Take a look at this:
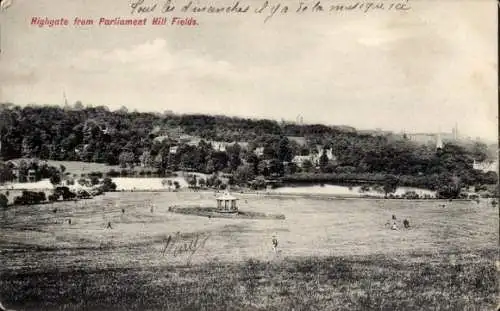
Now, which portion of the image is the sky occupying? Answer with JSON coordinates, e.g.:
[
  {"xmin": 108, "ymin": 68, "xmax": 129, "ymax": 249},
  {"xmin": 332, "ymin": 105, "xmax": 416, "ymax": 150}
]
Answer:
[{"xmin": 0, "ymin": 0, "xmax": 497, "ymax": 141}]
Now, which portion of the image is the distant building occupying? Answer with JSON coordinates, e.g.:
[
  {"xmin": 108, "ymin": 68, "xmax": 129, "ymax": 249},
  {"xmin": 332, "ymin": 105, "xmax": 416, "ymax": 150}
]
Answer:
[
  {"xmin": 153, "ymin": 135, "xmax": 170, "ymax": 143},
  {"xmin": 291, "ymin": 155, "xmax": 313, "ymax": 167},
  {"xmin": 473, "ymin": 160, "xmax": 498, "ymax": 173},
  {"xmin": 405, "ymin": 125, "xmax": 459, "ymax": 146},
  {"xmin": 292, "ymin": 147, "xmax": 336, "ymax": 167},
  {"xmin": 169, "ymin": 146, "xmax": 178, "ymax": 154},
  {"xmin": 9, "ymin": 162, "xmax": 20, "ymax": 182},
  {"xmin": 358, "ymin": 129, "xmax": 393, "ymax": 136},
  {"xmin": 27, "ymin": 169, "xmax": 36, "ymax": 182},
  {"xmin": 253, "ymin": 147, "xmax": 264, "ymax": 157},
  {"xmin": 185, "ymin": 137, "xmax": 202, "ymax": 147},
  {"xmin": 208, "ymin": 141, "xmax": 249, "ymax": 152},
  {"xmin": 407, "ymin": 133, "xmax": 436, "ymax": 144}
]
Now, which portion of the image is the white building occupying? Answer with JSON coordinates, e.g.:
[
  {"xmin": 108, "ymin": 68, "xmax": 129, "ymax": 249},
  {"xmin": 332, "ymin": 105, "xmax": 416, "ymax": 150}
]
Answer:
[
  {"xmin": 253, "ymin": 147, "xmax": 264, "ymax": 157},
  {"xmin": 292, "ymin": 148, "xmax": 336, "ymax": 167},
  {"xmin": 473, "ymin": 160, "xmax": 498, "ymax": 173},
  {"xmin": 169, "ymin": 146, "xmax": 178, "ymax": 154}
]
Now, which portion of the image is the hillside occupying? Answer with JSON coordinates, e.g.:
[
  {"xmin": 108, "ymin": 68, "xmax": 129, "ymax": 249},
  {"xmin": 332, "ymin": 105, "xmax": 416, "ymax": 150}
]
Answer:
[{"xmin": 0, "ymin": 104, "xmax": 497, "ymax": 196}]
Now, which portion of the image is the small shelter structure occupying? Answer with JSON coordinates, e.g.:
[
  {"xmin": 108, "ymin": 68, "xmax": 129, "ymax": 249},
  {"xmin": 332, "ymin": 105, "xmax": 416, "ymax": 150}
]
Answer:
[
  {"xmin": 216, "ymin": 192, "xmax": 239, "ymax": 212},
  {"xmin": 27, "ymin": 169, "xmax": 36, "ymax": 182}
]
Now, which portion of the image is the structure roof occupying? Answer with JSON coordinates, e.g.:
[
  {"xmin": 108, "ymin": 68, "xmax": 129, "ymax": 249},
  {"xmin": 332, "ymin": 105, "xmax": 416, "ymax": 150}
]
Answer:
[{"xmin": 216, "ymin": 192, "xmax": 238, "ymax": 200}]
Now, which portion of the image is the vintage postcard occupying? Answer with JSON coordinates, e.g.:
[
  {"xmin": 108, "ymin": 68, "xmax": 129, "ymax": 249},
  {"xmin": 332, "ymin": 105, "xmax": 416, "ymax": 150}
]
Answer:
[{"xmin": 0, "ymin": 0, "xmax": 498, "ymax": 310}]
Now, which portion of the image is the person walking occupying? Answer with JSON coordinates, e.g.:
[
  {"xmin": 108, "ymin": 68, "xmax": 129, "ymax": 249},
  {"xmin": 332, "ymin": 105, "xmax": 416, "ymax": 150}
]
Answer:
[{"xmin": 272, "ymin": 235, "xmax": 278, "ymax": 252}]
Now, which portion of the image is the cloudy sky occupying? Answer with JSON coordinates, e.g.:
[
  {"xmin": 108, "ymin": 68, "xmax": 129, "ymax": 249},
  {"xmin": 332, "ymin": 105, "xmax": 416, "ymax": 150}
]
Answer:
[{"xmin": 0, "ymin": 0, "xmax": 497, "ymax": 141}]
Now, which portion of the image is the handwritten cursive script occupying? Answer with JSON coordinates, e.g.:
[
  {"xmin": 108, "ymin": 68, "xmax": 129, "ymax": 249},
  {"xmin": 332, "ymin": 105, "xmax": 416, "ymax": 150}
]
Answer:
[
  {"xmin": 130, "ymin": 0, "xmax": 413, "ymax": 22},
  {"xmin": 161, "ymin": 232, "xmax": 210, "ymax": 261}
]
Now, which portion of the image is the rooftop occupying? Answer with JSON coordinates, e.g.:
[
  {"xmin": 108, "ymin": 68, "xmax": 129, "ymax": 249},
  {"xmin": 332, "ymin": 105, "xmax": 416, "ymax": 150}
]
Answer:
[{"xmin": 216, "ymin": 192, "xmax": 238, "ymax": 200}]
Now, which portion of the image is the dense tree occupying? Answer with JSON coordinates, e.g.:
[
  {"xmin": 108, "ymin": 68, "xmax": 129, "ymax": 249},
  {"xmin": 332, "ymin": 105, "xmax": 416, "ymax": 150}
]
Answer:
[
  {"xmin": 383, "ymin": 175, "xmax": 399, "ymax": 198},
  {"xmin": 227, "ymin": 143, "xmax": 242, "ymax": 171},
  {"xmin": 234, "ymin": 164, "xmax": 255, "ymax": 184},
  {"xmin": 0, "ymin": 104, "xmax": 495, "ymax": 191},
  {"xmin": 277, "ymin": 137, "xmax": 293, "ymax": 163},
  {"xmin": 319, "ymin": 150, "xmax": 329, "ymax": 172},
  {"xmin": 302, "ymin": 159, "xmax": 314, "ymax": 173},
  {"xmin": 118, "ymin": 151, "xmax": 136, "ymax": 168},
  {"xmin": 49, "ymin": 173, "xmax": 61, "ymax": 186},
  {"xmin": 102, "ymin": 177, "xmax": 117, "ymax": 192}
]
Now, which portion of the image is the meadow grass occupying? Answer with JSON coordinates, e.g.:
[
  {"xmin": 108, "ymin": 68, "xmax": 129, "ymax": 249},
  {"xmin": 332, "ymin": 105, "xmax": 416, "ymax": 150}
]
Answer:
[
  {"xmin": 0, "ymin": 249, "xmax": 497, "ymax": 311},
  {"xmin": 0, "ymin": 192, "xmax": 498, "ymax": 310}
]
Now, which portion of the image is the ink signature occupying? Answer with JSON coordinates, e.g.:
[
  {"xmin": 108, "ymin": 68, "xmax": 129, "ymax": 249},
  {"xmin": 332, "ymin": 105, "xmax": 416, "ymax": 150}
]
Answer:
[{"xmin": 161, "ymin": 232, "xmax": 210, "ymax": 261}]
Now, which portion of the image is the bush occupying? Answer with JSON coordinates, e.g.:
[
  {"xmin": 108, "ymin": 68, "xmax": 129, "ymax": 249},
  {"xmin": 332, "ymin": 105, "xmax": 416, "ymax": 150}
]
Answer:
[
  {"xmin": 38, "ymin": 192, "xmax": 46, "ymax": 202},
  {"xmin": 403, "ymin": 191, "xmax": 419, "ymax": 200},
  {"xmin": 107, "ymin": 169, "xmax": 120, "ymax": 177},
  {"xmin": 360, "ymin": 185, "xmax": 371, "ymax": 193},
  {"xmin": 90, "ymin": 176, "xmax": 100, "ymax": 186},
  {"xmin": 89, "ymin": 171, "xmax": 103, "ymax": 178},
  {"xmin": 48, "ymin": 194, "xmax": 59, "ymax": 202},
  {"xmin": 102, "ymin": 177, "xmax": 117, "ymax": 192},
  {"xmin": 50, "ymin": 174, "xmax": 61, "ymax": 186},
  {"xmin": 13, "ymin": 191, "xmax": 46, "ymax": 205},
  {"xmin": 90, "ymin": 187, "xmax": 104, "ymax": 196},
  {"xmin": 62, "ymin": 191, "xmax": 76, "ymax": 200},
  {"xmin": 77, "ymin": 189, "xmax": 92, "ymax": 199},
  {"xmin": 54, "ymin": 186, "xmax": 76, "ymax": 201}
]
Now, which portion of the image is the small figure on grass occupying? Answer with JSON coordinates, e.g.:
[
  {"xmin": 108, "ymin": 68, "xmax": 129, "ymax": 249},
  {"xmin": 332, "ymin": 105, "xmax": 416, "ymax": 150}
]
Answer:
[
  {"xmin": 68, "ymin": 218, "xmax": 72, "ymax": 225},
  {"xmin": 122, "ymin": 208, "xmax": 125, "ymax": 214},
  {"xmin": 391, "ymin": 222, "xmax": 398, "ymax": 230},
  {"xmin": 107, "ymin": 221, "xmax": 113, "ymax": 229},
  {"xmin": 386, "ymin": 215, "xmax": 397, "ymax": 230},
  {"xmin": 272, "ymin": 235, "xmax": 278, "ymax": 252},
  {"xmin": 403, "ymin": 219, "xmax": 410, "ymax": 229}
]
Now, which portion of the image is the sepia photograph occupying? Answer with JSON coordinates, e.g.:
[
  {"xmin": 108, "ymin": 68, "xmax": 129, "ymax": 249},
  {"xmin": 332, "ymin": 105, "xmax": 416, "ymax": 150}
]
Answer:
[{"xmin": 0, "ymin": 0, "xmax": 498, "ymax": 310}]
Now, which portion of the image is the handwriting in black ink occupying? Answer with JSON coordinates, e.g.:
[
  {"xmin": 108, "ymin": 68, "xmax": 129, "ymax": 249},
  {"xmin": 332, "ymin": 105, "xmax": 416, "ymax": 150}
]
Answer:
[{"xmin": 161, "ymin": 232, "xmax": 211, "ymax": 261}]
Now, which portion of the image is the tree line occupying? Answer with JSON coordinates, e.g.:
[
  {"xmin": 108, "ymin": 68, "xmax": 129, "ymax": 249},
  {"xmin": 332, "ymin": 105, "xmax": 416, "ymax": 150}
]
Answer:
[{"xmin": 0, "ymin": 103, "xmax": 497, "ymax": 196}]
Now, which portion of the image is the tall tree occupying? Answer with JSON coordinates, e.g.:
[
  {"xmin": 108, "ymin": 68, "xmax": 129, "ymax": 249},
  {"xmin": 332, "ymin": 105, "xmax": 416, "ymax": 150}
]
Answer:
[
  {"xmin": 319, "ymin": 149, "xmax": 329, "ymax": 172},
  {"xmin": 277, "ymin": 137, "xmax": 293, "ymax": 163}
]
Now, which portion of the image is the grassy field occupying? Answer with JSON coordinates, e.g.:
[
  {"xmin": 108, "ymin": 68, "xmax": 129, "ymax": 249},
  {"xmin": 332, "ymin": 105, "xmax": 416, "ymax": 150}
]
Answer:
[
  {"xmin": 0, "ymin": 192, "xmax": 498, "ymax": 310},
  {"xmin": 8, "ymin": 159, "xmax": 121, "ymax": 176}
]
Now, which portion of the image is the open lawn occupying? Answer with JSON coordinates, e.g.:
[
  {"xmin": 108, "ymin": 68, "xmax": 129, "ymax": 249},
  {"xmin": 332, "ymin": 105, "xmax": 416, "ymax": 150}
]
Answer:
[
  {"xmin": 8, "ymin": 159, "xmax": 121, "ymax": 176},
  {"xmin": 0, "ymin": 192, "xmax": 498, "ymax": 310}
]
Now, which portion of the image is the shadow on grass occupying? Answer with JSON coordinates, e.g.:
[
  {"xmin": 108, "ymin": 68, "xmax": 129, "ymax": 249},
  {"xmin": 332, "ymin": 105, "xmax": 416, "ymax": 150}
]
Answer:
[{"xmin": 0, "ymin": 248, "xmax": 497, "ymax": 311}]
